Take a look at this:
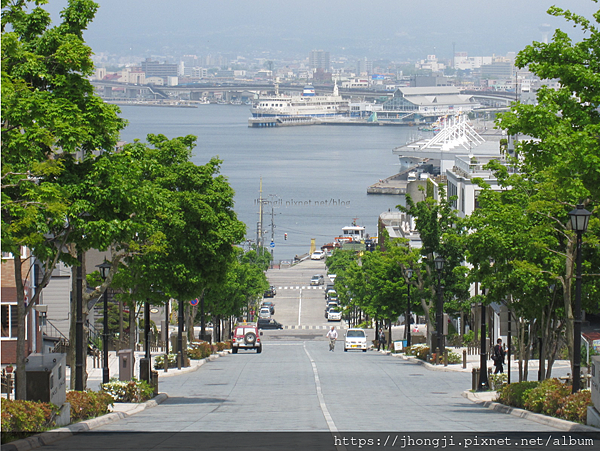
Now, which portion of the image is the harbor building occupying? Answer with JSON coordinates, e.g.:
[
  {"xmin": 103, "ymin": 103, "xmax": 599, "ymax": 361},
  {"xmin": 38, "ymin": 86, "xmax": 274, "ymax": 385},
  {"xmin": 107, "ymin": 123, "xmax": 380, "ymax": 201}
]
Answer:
[{"xmin": 380, "ymin": 87, "xmax": 480, "ymax": 124}]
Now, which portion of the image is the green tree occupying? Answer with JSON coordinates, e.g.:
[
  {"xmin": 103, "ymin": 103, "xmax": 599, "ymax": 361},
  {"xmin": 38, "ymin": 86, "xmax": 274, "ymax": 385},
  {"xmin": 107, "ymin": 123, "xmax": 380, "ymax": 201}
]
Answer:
[
  {"xmin": 496, "ymin": 3, "xmax": 600, "ymax": 367},
  {"xmin": 1, "ymin": 0, "xmax": 124, "ymax": 397},
  {"xmin": 398, "ymin": 184, "xmax": 470, "ymax": 348}
]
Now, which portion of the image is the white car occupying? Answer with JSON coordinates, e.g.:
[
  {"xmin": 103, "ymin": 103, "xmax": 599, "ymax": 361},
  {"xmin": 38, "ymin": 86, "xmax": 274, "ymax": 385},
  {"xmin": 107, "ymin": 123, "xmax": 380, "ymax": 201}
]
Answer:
[
  {"xmin": 344, "ymin": 328, "xmax": 367, "ymax": 352},
  {"xmin": 327, "ymin": 309, "xmax": 342, "ymax": 321},
  {"xmin": 311, "ymin": 250, "xmax": 325, "ymax": 260},
  {"xmin": 258, "ymin": 307, "xmax": 271, "ymax": 319}
]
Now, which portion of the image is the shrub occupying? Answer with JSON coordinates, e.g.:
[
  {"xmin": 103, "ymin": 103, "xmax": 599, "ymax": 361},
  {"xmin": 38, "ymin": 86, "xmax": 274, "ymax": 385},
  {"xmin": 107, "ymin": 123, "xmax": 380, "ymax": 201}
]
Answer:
[
  {"xmin": 488, "ymin": 373, "xmax": 508, "ymax": 391},
  {"xmin": 523, "ymin": 378, "xmax": 571, "ymax": 415},
  {"xmin": 154, "ymin": 353, "xmax": 178, "ymax": 369},
  {"xmin": 557, "ymin": 390, "xmax": 592, "ymax": 423},
  {"xmin": 405, "ymin": 344, "xmax": 429, "ymax": 360},
  {"xmin": 215, "ymin": 341, "xmax": 230, "ymax": 351},
  {"xmin": 67, "ymin": 390, "xmax": 114, "ymax": 422},
  {"xmin": 1, "ymin": 399, "xmax": 58, "ymax": 439},
  {"xmin": 100, "ymin": 379, "xmax": 154, "ymax": 403},
  {"xmin": 447, "ymin": 351, "xmax": 462, "ymax": 364},
  {"xmin": 187, "ymin": 341, "xmax": 212, "ymax": 359},
  {"xmin": 496, "ymin": 381, "xmax": 539, "ymax": 408}
]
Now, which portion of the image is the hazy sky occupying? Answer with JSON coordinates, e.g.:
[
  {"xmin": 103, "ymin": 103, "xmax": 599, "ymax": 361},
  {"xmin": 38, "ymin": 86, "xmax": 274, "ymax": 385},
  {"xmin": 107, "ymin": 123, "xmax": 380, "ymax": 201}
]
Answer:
[{"xmin": 43, "ymin": 0, "xmax": 598, "ymax": 61}]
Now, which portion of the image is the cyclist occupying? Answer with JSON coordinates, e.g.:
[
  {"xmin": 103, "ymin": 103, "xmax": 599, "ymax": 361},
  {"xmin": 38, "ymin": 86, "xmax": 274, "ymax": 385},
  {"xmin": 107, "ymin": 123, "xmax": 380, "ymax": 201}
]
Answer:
[{"xmin": 326, "ymin": 326, "xmax": 338, "ymax": 351}]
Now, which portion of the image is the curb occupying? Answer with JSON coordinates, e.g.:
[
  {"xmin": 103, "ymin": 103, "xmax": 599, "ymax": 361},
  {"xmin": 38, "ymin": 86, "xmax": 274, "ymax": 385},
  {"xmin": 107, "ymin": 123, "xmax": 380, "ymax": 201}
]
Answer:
[
  {"xmin": 395, "ymin": 353, "xmax": 599, "ymax": 432},
  {"xmin": 156, "ymin": 350, "xmax": 230, "ymax": 378},
  {"xmin": 3, "ymin": 351, "xmax": 231, "ymax": 451},
  {"xmin": 2, "ymin": 394, "xmax": 168, "ymax": 451},
  {"xmin": 461, "ymin": 391, "xmax": 599, "ymax": 432}
]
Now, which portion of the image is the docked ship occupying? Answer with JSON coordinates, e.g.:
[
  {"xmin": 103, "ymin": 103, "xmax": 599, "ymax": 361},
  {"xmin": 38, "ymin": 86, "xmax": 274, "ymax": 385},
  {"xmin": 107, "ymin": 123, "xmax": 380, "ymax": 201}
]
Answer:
[{"xmin": 250, "ymin": 82, "xmax": 349, "ymax": 119}]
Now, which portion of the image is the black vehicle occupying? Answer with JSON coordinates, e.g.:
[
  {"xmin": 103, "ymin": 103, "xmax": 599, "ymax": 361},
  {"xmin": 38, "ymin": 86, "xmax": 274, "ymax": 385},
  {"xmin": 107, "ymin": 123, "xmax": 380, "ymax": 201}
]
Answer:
[
  {"xmin": 264, "ymin": 286, "xmax": 276, "ymax": 298},
  {"xmin": 257, "ymin": 318, "xmax": 283, "ymax": 330}
]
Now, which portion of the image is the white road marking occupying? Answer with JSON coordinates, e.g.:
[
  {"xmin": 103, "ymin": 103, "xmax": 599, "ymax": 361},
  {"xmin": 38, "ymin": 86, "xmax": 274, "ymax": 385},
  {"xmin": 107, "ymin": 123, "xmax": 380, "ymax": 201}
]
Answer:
[
  {"xmin": 303, "ymin": 344, "xmax": 338, "ymax": 433},
  {"xmin": 298, "ymin": 287, "xmax": 302, "ymax": 325}
]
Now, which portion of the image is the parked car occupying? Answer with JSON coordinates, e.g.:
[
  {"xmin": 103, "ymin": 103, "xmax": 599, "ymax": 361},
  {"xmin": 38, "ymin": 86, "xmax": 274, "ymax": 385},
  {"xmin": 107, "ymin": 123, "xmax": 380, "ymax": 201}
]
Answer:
[
  {"xmin": 327, "ymin": 309, "xmax": 342, "ymax": 321},
  {"xmin": 261, "ymin": 301, "xmax": 275, "ymax": 314},
  {"xmin": 232, "ymin": 324, "xmax": 262, "ymax": 353},
  {"xmin": 310, "ymin": 274, "xmax": 325, "ymax": 286},
  {"xmin": 264, "ymin": 286, "xmax": 276, "ymax": 298},
  {"xmin": 311, "ymin": 250, "xmax": 325, "ymax": 260},
  {"xmin": 258, "ymin": 307, "xmax": 271, "ymax": 318},
  {"xmin": 325, "ymin": 301, "xmax": 339, "ymax": 318},
  {"xmin": 257, "ymin": 318, "xmax": 283, "ymax": 330},
  {"xmin": 344, "ymin": 328, "xmax": 367, "ymax": 352},
  {"xmin": 326, "ymin": 291, "xmax": 338, "ymax": 302}
]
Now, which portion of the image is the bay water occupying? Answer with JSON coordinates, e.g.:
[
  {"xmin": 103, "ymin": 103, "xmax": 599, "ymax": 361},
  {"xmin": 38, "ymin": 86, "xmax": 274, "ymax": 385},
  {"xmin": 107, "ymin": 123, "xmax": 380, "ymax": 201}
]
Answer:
[{"xmin": 118, "ymin": 105, "xmax": 417, "ymax": 261}]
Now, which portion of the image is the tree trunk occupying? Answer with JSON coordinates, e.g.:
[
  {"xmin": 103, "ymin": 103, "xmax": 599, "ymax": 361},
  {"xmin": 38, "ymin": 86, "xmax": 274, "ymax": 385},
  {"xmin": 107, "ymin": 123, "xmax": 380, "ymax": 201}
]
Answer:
[
  {"xmin": 420, "ymin": 297, "xmax": 433, "ymax": 349},
  {"xmin": 128, "ymin": 301, "xmax": 136, "ymax": 351},
  {"xmin": 564, "ymin": 237, "xmax": 575, "ymax": 365},
  {"xmin": 14, "ymin": 255, "xmax": 27, "ymax": 399}
]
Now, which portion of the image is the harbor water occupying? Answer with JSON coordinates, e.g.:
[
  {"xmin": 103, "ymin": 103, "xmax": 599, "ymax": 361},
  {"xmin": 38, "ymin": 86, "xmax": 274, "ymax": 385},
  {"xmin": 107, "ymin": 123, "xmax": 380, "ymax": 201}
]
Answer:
[{"xmin": 118, "ymin": 105, "xmax": 422, "ymax": 261}]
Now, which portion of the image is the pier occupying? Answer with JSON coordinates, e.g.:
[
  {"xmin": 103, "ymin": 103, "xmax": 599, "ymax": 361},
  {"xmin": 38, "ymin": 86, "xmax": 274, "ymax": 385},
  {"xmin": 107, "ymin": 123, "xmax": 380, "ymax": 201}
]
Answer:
[{"xmin": 367, "ymin": 168, "xmax": 414, "ymax": 194}]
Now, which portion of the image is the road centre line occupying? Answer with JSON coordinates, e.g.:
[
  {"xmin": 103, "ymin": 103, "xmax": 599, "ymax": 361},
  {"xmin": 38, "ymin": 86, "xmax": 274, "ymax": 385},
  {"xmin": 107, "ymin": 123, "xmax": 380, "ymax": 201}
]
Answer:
[{"xmin": 303, "ymin": 344, "xmax": 338, "ymax": 433}]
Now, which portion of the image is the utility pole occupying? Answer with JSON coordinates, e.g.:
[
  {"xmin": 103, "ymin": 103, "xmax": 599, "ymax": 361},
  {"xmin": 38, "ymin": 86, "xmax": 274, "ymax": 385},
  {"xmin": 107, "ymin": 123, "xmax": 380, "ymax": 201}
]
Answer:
[{"xmin": 256, "ymin": 177, "xmax": 263, "ymax": 249}]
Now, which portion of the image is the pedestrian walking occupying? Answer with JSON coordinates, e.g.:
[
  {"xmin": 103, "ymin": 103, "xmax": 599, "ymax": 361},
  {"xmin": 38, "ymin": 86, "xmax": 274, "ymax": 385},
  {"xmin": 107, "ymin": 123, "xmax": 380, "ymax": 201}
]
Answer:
[
  {"xmin": 326, "ymin": 326, "xmax": 338, "ymax": 351},
  {"xmin": 378, "ymin": 328, "xmax": 387, "ymax": 351},
  {"xmin": 492, "ymin": 338, "xmax": 506, "ymax": 374}
]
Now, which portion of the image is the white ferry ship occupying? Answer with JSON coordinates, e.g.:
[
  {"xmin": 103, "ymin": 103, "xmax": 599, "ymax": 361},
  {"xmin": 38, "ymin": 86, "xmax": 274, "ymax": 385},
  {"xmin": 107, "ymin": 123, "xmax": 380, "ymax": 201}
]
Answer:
[{"xmin": 250, "ymin": 82, "xmax": 348, "ymax": 118}]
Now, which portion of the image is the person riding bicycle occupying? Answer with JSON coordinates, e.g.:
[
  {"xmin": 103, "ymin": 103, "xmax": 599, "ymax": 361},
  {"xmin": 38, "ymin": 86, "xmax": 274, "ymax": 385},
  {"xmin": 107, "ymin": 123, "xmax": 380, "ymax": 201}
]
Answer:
[{"xmin": 326, "ymin": 326, "xmax": 338, "ymax": 351}]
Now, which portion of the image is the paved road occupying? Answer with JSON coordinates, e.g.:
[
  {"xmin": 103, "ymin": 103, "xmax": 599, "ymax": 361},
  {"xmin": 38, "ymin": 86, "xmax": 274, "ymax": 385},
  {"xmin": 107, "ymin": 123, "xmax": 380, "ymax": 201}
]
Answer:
[{"xmin": 90, "ymin": 341, "xmax": 558, "ymax": 433}]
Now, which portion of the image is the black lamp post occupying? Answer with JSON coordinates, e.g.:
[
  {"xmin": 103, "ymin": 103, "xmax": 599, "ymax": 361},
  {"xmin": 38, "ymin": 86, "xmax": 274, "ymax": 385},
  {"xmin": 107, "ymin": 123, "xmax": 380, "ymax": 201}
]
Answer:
[
  {"xmin": 478, "ymin": 287, "xmax": 490, "ymax": 391},
  {"xmin": 434, "ymin": 256, "xmax": 445, "ymax": 358},
  {"xmin": 96, "ymin": 259, "xmax": 112, "ymax": 384},
  {"xmin": 568, "ymin": 204, "xmax": 591, "ymax": 393},
  {"xmin": 405, "ymin": 268, "xmax": 413, "ymax": 347}
]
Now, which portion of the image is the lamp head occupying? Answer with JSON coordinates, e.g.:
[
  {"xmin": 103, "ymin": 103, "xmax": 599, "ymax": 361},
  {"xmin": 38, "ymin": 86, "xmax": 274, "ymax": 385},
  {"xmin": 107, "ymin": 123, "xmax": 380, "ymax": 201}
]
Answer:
[
  {"xmin": 568, "ymin": 204, "xmax": 591, "ymax": 233},
  {"xmin": 96, "ymin": 259, "xmax": 112, "ymax": 280}
]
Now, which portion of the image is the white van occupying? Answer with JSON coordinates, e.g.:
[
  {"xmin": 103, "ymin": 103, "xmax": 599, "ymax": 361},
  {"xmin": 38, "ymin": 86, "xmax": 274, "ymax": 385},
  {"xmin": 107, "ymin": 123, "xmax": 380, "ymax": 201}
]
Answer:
[{"xmin": 344, "ymin": 328, "xmax": 367, "ymax": 352}]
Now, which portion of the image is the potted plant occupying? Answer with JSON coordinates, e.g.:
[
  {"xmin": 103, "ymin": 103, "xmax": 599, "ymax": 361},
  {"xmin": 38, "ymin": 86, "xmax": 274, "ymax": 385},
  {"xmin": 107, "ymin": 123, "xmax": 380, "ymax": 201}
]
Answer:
[{"xmin": 5, "ymin": 364, "xmax": 14, "ymax": 373}]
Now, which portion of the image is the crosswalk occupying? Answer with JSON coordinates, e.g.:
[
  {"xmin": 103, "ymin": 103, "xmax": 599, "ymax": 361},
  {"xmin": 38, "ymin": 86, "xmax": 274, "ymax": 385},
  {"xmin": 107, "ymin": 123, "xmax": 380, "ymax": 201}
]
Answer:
[
  {"xmin": 276, "ymin": 286, "xmax": 324, "ymax": 290},
  {"xmin": 282, "ymin": 324, "xmax": 346, "ymax": 330}
]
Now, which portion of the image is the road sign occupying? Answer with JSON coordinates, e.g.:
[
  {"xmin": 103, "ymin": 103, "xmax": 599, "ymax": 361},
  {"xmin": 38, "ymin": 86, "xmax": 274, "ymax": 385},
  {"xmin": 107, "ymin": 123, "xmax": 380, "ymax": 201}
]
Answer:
[
  {"xmin": 190, "ymin": 298, "xmax": 199, "ymax": 306},
  {"xmin": 270, "ymin": 241, "xmax": 275, "ymax": 248}
]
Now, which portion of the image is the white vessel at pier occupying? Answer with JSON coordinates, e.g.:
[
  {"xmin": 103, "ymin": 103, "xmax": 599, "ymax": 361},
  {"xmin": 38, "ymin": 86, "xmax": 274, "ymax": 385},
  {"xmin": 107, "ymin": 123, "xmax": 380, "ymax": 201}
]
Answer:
[{"xmin": 250, "ymin": 82, "xmax": 348, "ymax": 118}]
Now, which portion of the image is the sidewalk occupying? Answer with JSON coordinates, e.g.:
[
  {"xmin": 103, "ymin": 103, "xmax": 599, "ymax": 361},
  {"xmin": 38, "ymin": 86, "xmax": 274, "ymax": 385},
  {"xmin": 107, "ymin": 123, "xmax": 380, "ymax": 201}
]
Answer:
[
  {"xmin": 387, "ymin": 349, "xmax": 598, "ymax": 433},
  {"xmin": 389, "ymin": 347, "xmax": 574, "ymax": 378},
  {"xmin": 79, "ymin": 349, "xmax": 229, "ymax": 392}
]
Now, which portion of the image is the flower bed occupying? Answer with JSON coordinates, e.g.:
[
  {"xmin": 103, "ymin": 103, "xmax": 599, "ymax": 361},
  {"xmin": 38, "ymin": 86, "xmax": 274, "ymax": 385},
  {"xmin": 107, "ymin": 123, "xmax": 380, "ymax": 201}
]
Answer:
[
  {"xmin": 496, "ymin": 379, "xmax": 592, "ymax": 424},
  {"xmin": 100, "ymin": 379, "xmax": 154, "ymax": 403}
]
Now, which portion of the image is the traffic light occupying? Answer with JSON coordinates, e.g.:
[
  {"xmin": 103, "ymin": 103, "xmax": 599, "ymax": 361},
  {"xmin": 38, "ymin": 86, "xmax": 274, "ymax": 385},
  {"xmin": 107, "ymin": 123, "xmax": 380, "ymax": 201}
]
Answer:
[{"xmin": 284, "ymin": 233, "xmax": 287, "ymax": 240}]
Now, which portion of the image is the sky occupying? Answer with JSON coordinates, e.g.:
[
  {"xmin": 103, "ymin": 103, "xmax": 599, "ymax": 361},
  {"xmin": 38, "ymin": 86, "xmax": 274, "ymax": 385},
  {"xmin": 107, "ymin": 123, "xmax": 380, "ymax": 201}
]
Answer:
[{"xmin": 42, "ymin": 0, "xmax": 599, "ymax": 62}]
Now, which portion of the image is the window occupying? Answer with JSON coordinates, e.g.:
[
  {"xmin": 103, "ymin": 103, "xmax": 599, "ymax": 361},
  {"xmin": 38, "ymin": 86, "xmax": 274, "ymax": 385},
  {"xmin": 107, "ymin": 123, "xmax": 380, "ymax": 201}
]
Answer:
[{"xmin": 1, "ymin": 304, "xmax": 18, "ymax": 339}]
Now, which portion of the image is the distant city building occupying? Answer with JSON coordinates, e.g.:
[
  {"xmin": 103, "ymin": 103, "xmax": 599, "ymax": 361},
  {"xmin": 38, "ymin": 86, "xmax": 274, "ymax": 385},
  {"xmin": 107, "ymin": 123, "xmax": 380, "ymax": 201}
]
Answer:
[
  {"xmin": 141, "ymin": 58, "xmax": 178, "ymax": 78},
  {"xmin": 415, "ymin": 55, "xmax": 445, "ymax": 73},
  {"xmin": 356, "ymin": 58, "xmax": 373, "ymax": 76},
  {"xmin": 480, "ymin": 61, "xmax": 515, "ymax": 79},
  {"xmin": 410, "ymin": 76, "xmax": 452, "ymax": 88},
  {"xmin": 309, "ymin": 50, "xmax": 330, "ymax": 71}
]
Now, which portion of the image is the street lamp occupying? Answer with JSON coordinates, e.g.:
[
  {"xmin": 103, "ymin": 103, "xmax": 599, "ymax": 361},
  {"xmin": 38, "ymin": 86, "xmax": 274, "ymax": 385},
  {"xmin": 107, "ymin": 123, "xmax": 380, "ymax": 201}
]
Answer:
[
  {"xmin": 96, "ymin": 259, "xmax": 112, "ymax": 384},
  {"xmin": 568, "ymin": 204, "xmax": 591, "ymax": 393},
  {"xmin": 434, "ymin": 256, "xmax": 445, "ymax": 359},
  {"xmin": 478, "ymin": 286, "xmax": 490, "ymax": 391},
  {"xmin": 405, "ymin": 268, "xmax": 413, "ymax": 347}
]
